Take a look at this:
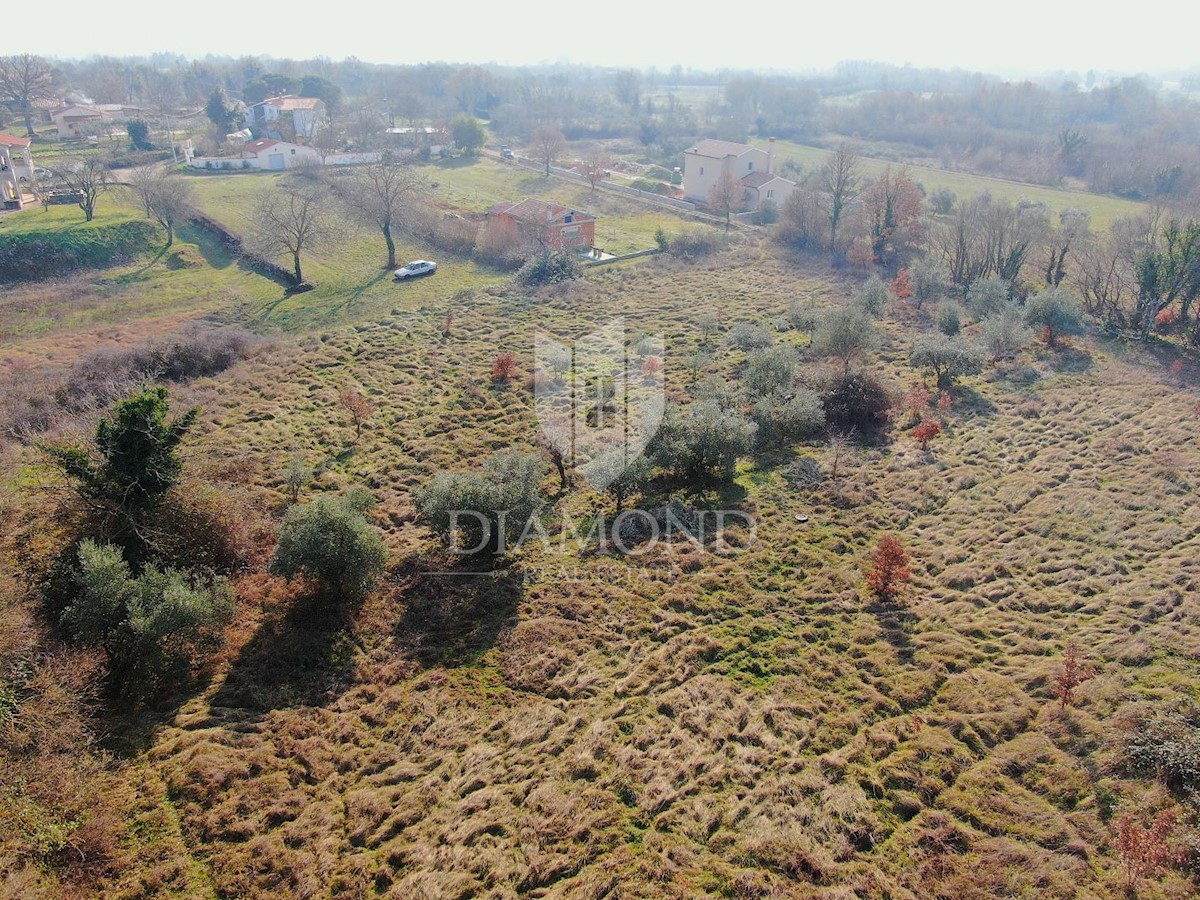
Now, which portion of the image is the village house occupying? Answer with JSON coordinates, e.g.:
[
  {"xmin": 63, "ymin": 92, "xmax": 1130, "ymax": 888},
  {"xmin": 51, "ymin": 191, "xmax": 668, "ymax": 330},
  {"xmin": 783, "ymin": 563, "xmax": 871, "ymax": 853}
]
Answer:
[
  {"xmin": 51, "ymin": 103, "xmax": 145, "ymax": 140},
  {"xmin": 51, "ymin": 104, "xmax": 103, "ymax": 139},
  {"xmin": 248, "ymin": 96, "xmax": 325, "ymax": 140},
  {"xmin": 682, "ymin": 137, "xmax": 795, "ymax": 213},
  {"xmin": 241, "ymin": 138, "xmax": 320, "ymax": 170},
  {"xmin": 0, "ymin": 133, "xmax": 35, "ymax": 208},
  {"xmin": 485, "ymin": 199, "xmax": 597, "ymax": 252}
]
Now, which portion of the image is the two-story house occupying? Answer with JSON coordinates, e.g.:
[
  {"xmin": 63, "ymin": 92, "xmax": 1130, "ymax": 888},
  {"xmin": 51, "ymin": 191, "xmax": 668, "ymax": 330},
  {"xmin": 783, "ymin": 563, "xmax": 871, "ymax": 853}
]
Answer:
[
  {"xmin": 248, "ymin": 96, "xmax": 326, "ymax": 141},
  {"xmin": 485, "ymin": 199, "xmax": 597, "ymax": 252},
  {"xmin": 0, "ymin": 133, "xmax": 35, "ymax": 208},
  {"xmin": 682, "ymin": 137, "xmax": 796, "ymax": 213}
]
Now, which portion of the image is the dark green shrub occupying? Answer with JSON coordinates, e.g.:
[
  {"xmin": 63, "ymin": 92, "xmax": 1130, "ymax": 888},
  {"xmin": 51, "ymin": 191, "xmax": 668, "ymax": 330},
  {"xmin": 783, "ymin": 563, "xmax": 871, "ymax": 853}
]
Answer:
[
  {"xmin": 821, "ymin": 371, "xmax": 893, "ymax": 434},
  {"xmin": 517, "ymin": 251, "xmax": 582, "ymax": 286}
]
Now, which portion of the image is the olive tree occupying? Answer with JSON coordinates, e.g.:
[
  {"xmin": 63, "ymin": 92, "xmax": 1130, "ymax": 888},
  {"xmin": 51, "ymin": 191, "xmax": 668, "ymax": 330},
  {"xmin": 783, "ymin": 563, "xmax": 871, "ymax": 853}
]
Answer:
[
  {"xmin": 909, "ymin": 333, "xmax": 986, "ymax": 387},
  {"xmin": 1025, "ymin": 285, "xmax": 1085, "ymax": 347},
  {"xmin": 269, "ymin": 488, "xmax": 387, "ymax": 602},
  {"xmin": 414, "ymin": 450, "xmax": 548, "ymax": 557},
  {"xmin": 811, "ymin": 308, "xmax": 876, "ymax": 375},
  {"xmin": 650, "ymin": 401, "xmax": 757, "ymax": 482},
  {"xmin": 743, "ymin": 345, "xmax": 798, "ymax": 398},
  {"xmin": 64, "ymin": 539, "xmax": 233, "ymax": 690}
]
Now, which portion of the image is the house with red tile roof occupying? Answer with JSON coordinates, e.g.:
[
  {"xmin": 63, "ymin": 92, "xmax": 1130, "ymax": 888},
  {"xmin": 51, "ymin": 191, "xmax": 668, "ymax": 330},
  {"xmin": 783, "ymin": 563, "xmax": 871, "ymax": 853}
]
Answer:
[{"xmin": 485, "ymin": 199, "xmax": 596, "ymax": 252}]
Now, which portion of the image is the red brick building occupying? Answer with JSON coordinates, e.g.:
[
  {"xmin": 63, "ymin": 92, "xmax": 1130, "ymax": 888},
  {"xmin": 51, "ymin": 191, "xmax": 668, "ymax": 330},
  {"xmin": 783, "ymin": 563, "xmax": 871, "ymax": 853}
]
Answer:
[{"xmin": 485, "ymin": 199, "xmax": 596, "ymax": 252}]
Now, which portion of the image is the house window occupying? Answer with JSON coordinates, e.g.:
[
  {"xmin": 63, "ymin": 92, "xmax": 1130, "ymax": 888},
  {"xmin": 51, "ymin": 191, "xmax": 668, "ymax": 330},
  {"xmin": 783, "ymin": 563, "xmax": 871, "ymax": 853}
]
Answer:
[
  {"xmin": 748, "ymin": 161, "xmax": 754, "ymax": 171},
  {"xmin": 699, "ymin": 167, "xmax": 704, "ymax": 176},
  {"xmin": 767, "ymin": 189, "xmax": 774, "ymax": 199}
]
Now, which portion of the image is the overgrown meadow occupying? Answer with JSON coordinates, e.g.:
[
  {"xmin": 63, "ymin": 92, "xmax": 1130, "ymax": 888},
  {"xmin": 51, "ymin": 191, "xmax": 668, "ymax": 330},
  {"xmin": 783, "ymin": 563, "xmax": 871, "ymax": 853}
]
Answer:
[{"xmin": 2, "ymin": 176, "xmax": 1198, "ymax": 898}]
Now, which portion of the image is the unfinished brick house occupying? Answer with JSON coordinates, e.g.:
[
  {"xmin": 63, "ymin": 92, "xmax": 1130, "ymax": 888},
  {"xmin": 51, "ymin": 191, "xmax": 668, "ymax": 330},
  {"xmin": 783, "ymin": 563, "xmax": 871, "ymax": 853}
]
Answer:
[{"xmin": 485, "ymin": 199, "xmax": 596, "ymax": 252}]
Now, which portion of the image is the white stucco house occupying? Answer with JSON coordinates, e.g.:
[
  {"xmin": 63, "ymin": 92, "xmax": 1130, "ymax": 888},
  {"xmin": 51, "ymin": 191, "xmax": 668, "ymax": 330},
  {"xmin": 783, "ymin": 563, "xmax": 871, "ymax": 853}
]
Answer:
[
  {"xmin": 248, "ymin": 95, "xmax": 326, "ymax": 140},
  {"xmin": 242, "ymin": 139, "xmax": 320, "ymax": 169},
  {"xmin": 682, "ymin": 137, "xmax": 795, "ymax": 212},
  {"xmin": 0, "ymin": 133, "xmax": 35, "ymax": 208}
]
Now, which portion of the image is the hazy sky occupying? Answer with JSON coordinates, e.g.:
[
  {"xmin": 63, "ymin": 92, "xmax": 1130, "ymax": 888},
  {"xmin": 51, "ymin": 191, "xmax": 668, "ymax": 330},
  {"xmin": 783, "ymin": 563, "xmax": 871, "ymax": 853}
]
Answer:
[{"xmin": 28, "ymin": 0, "xmax": 1200, "ymax": 76}]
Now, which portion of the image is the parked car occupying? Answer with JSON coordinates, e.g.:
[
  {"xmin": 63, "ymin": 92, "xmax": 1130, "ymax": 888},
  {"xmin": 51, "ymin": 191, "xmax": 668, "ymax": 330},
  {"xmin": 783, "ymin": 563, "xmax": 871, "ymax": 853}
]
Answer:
[
  {"xmin": 500, "ymin": 147, "xmax": 515, "ymax": 159},
  {"xmin": 394, "ymin": 260, "xmax": 437, "ymax": 279}
]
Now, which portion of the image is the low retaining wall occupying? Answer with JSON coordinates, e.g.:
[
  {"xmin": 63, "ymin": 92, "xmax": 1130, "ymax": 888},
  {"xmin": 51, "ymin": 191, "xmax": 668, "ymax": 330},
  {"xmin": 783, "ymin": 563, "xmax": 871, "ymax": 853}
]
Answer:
[
  {"xmin": 583, "ymin": 248, "xmax": 660, "ymax": 267},
  {"xmin": 187, "ymin": 210, "xmax": 297, "ymax": 286}
]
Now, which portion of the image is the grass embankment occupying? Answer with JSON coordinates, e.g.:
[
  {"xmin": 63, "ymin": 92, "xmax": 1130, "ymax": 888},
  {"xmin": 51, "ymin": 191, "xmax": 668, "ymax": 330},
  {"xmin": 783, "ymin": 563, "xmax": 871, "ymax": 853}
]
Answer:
[
  {"xmin": 0, "ymin": 196, "xmax": 276, "ymax": 353},
  {"xmin": 87, "ymin": 243, "xmax": 1199, "ymax": 897}
]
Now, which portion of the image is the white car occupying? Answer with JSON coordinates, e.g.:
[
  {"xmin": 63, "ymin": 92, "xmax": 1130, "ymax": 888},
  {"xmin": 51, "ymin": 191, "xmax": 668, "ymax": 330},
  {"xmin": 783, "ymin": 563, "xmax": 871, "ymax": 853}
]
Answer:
[{"xmin": 394, "ymin": 260, "xmax": 437, "ymax": 279}]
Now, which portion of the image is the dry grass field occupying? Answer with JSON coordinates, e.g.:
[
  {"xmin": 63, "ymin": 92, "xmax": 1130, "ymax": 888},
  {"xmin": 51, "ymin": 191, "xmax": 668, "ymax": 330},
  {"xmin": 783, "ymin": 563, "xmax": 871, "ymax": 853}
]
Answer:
[{"xmin": 2, "ymin": 186, "xmax": 1199, "ymax": 898}]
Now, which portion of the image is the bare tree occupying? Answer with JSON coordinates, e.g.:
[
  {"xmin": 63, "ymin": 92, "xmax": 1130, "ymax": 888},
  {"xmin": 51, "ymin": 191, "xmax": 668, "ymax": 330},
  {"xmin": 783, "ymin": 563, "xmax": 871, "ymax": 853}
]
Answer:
[
  {"xmin": 531, "ymin": 125, "xmax": 566, "ymax": 176},
  {"xmin": 709, "ymin": 170, "xmax": 742, "ymax": 230},
  {"xmin": 0, "ymin": 54, "xmax": 57, "ymax": 137},
  {"xmin": 578, "ymin": 147, "xmax": 610, "ymax": 192},
  {"xmin": 337, "ymin": 152, "xmax": 422, "ymax": 269},
  {"xmin": 248, "ymin": 178, "xmax": 339, "ymax": 285},
  {"xmin": 54, "ymin": 157, "xmax": 110, "ymax": 222},
  {"xmin": 821, "ymin": 142, "xmax": 862, "ymax": 257},
  {"xmin": 125, "ymin": 167, "xmax": 195, "ymax": 247}
]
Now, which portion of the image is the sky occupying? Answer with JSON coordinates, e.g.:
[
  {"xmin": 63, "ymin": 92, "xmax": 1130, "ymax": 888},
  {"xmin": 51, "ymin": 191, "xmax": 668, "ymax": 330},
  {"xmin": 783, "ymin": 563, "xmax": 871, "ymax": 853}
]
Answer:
[{"xmin": 25, "ymin": 0, "xmax": 1200, "ymax": 76}]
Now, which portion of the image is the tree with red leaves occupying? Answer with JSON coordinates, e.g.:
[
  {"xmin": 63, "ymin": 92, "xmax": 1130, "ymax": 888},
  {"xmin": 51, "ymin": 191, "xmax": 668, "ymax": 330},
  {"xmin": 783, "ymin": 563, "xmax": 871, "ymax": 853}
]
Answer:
[
  {"xmin": 890, "ymin": 268, "xmax": 912, "ymax": 300},
  {"xmin": 339, "ymin": 388, "xmax": 374, "ymax": 443},
  {"xmin": 866, "ymin": 535, "xmax": 911, "ymax": 601},
  {"xmin": 641, "ymin": 355, "xmax": 663, "ymax": 378},
  {"xmin": 1051, "ymin": 640, "xmax": 1095, "ymax": 709},
  {"xmin": 490, "ymin": 351, "xmax": 518, "ymax": 383},
  {"xmin": 1115, "ymin": 810, "xmax": 1179, "ymax": 889},
  {"xmin": 913, "ymin": 418, "xmax": 941, "ymax": 450}
]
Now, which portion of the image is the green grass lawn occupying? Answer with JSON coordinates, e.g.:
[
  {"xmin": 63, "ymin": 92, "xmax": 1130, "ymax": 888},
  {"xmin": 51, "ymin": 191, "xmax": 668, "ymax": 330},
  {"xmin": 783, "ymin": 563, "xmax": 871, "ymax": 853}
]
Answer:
[
  {"xmin": 754, "ymin": 138, "xmax": 1148, "ymax": 231},
  {"xmin": 184, "ymin": 158, "xmax": 694, "ymax": 331},
  {"xmin": 0, "ymin": 194, "xmax": 278, "ymax": 345}
]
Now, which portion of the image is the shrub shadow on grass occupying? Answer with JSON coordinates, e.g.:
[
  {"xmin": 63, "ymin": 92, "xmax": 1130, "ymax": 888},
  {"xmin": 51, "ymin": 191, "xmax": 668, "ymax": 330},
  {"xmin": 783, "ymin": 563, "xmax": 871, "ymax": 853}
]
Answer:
[
  {"xmin": 949, "ymin": 385, "xmax": 999, "ymax": 418},
  {"xmin": 868, "ymin": 603, "xmax": 918, "ymax": 665},
  {"xmin": 1047, "ymin": 345, "xmax": 1094, "ymax": 373},
  {"xmin": 213, "ymin": 593, "xmax": 362, "ymax": 714},
  {"xmin": 393, "ymin": 562, "xmax": 523, "ymax": 668}
]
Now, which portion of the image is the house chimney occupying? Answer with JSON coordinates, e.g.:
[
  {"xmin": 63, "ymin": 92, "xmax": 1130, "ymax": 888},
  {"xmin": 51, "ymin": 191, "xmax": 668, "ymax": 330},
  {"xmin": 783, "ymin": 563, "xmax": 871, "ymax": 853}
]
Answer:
[{"xmin": 768, "ymin": 137, "xmax": 776, "ymax": 176}]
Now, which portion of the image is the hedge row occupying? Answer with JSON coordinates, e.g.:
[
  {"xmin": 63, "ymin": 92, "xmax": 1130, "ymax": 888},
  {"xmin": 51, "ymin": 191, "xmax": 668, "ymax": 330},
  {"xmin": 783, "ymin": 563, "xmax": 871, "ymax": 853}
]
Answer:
[{"xmin": 0, "ymin": 220, "xmax": 159, "ymax": 282}]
